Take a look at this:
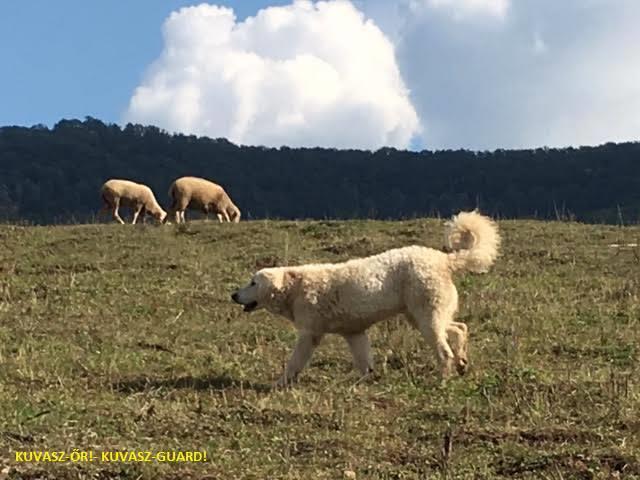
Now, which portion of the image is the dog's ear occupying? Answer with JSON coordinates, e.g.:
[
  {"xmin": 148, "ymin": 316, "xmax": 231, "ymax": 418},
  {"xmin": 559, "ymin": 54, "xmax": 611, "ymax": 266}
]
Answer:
[
  {"xmin": 273, "ymin": 270, "xmax": 301, "ymax": 297},
  {"xmin": 270, "ymin": 271, "xmax": 301, "ymax": 302},
  {"xmin": 283, "ymin": 271, "xmax": 301, "ymax": 288}
]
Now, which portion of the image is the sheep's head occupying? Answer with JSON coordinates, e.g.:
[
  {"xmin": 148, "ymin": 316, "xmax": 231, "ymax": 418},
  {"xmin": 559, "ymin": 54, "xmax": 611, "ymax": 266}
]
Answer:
[
  {"xmin": 154, "ymin": 209, "xmax": 168, "ymax": 224},
  {"xmin": 230, "ymin": 207, "xmax": 241, "ymax": 223}
]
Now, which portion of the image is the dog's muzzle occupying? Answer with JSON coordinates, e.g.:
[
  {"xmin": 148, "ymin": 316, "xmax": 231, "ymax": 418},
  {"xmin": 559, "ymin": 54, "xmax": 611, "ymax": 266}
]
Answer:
[
  {"xmin": 231, "ymin": 292, "xmax": 258, "ymax": 312},
  {"xmin": 243, "ymin": 301, "xmax": 258, "ymax": 312}
]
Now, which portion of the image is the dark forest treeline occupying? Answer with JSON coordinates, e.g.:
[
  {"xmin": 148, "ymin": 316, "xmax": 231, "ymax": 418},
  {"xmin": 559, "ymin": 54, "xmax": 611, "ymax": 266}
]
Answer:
[{"xmin": 0, "ymin": 117, "xmax": 639, "ymax": 224}]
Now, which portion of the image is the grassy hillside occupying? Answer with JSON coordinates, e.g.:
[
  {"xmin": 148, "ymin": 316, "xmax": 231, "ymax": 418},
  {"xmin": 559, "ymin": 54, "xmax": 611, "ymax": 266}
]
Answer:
[{"xmin": 0, "ymin": 218, "xmax": 638, "ymax": 479}]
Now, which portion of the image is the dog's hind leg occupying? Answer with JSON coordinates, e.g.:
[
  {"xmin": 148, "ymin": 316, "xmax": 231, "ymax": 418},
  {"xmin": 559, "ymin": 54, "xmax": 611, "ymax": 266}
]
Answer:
[
  {"xmin": 275, "ymin": 332, "xmax": 323, "ymax": 388},
  {"xmin": 408, "ymin": 307, "xmax": 455, "ymax": 379},
  {"xmin": 447, "ymin": 323, "xmax": 469, "ymax": 375},
  {"xmin": 343, "ymin": 332, "xmax": 374, "ymax": 375},
  {"xmin": 450, "ymin": 321, "xmax": 467, "ymax": 335}
]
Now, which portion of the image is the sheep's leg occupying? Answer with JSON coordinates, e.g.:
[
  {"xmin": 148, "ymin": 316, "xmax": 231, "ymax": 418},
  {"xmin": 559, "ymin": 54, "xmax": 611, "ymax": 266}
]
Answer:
[
  {"xmin": 97, "ymin": 204, "xmax": 109, "ymax": 221},
  {"xmin": 111, "ymin": 202, "xmax": 125, "ymax": 225},
  {"xmin": 275, "ymin": 332, "xmax": 323, "ymax": 387},
  {"xmin": 98, "ymin": 200, "xmax": 109, "ymax": 216},
  {"xmin": 221, "ymin": 210, "xmax": 231, "ymax": 222},
  {"xmin": 97, "ymin": 194, "xmax": 111, "ymax": 221},
  {"xmin": 343, "ymin": 332, "xmax": 374, "ymax": 375},
  {"xmin": 173, "ymin": 209, "xmax": 186, "ymax": 224},
  {"xmin": 217, "ymin": 213, "xmax": 224, "ymax": 223},
  {"xmin": 131, "ymin": 207, "xmax": 143, "ymax": 225}
]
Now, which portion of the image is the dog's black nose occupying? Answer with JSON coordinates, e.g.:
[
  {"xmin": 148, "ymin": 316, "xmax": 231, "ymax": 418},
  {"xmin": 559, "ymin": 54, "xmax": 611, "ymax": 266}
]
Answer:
[{"xmin": 231, "ymin": 292, "xmax": 239, "ymax": 302}]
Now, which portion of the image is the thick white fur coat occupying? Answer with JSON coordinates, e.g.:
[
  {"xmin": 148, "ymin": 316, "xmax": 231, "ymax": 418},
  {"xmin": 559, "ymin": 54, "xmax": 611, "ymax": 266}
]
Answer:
[{"xmin": 232, "ymin": 210, "xmax": 501, "ymax": 386}]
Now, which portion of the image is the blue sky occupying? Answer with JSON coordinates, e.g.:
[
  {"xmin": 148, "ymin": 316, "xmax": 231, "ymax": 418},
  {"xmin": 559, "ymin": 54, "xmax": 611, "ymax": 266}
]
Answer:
[
  {"xmin": 0, "ymin": 1, "xmax": 280, "ymax": 127},
  {"xmin": 1, "ymin": 1, "xmax": 639, "ymax": 151}
]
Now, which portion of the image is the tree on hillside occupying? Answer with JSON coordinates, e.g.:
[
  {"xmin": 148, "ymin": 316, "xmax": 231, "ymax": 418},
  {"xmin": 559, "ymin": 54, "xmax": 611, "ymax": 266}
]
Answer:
[{"xmin": 0, "ymin": 117, "xmax": 638, "ymax": 224}]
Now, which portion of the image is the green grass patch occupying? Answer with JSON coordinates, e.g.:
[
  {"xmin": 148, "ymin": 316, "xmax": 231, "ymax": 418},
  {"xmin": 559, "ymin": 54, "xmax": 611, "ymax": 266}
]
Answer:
[{"xmin": 0, "ymin": 219, "xmax": 639, "ymax": 478}]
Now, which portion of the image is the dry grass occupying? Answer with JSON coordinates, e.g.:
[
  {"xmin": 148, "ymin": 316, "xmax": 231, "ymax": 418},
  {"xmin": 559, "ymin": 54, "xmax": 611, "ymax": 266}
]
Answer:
[{"xmin": 0, "ymin": 218, "xmax": 639, "ymax": 479}]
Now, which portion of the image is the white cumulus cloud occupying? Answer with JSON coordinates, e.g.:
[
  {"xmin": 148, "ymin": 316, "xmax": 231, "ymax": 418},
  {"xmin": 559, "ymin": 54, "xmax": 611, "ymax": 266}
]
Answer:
[
  {"xmin": 414, "ymin": 0, "xmax": 509, "ymax": 20},
  {"xmin": 124, "ymin": 0, "xmax": 420, "ymax": 150},
  {"xmin": 362, "ymin": 0, "xmax": 640, "ymax": 150}
]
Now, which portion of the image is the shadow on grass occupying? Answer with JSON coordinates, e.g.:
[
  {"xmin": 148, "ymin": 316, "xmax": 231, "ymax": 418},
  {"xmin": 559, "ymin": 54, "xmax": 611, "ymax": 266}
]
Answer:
[{"xmin": 112, "ymin": 373, "xmax": 271, "ymax": 394}]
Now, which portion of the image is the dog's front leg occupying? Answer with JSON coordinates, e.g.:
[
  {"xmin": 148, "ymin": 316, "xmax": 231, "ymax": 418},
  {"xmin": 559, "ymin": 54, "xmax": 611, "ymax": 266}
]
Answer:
[{"xmin": 275, "ymin": 332, "xmax": 323, "ymax": 388}]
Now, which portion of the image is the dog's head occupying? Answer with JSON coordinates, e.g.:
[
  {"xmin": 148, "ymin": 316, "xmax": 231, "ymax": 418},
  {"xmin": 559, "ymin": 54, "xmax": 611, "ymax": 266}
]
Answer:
[{"xmin": 231, "ymin": 268, "xmax": 299, "ymax": 313}]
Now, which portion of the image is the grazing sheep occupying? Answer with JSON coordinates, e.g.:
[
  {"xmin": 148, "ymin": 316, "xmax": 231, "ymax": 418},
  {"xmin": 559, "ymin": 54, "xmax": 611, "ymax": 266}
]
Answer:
[
  {"xmin": 232, "ymin": 210, "xmax": 500, "ymax": 387},
  {"xmin": 99, "ymin": 179, "xmax": 167, "ymax": 224},
  {"xmin": 167, "ymin": 176, "xmax": 241, "ymax": 224}
]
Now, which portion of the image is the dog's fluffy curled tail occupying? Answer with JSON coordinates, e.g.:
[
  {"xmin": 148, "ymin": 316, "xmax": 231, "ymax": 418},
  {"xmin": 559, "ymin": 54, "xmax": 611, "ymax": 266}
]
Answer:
[{"xmin": 444, "ymin": 210, "xmax": 500, "ymax": 273}]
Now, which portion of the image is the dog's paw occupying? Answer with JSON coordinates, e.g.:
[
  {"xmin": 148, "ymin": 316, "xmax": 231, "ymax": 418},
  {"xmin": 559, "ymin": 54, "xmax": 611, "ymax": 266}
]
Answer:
[
  {"xmin": 351, "ymin": 368, "xmax": 378, "ymax": 386},
  {"xmin": 363, "ymin": 368, "xmax": 381, "ymax": 382},
  {"xmin": 273, "ymin": 375, "xmax": 296, "ymax": 389},
  {"xmin": 273, "ymin": 378, "xmax": 287, "ymax": 389},
  {"xmin": 456, "ymin": 358, "xmax": 469, "ymax": 376}
]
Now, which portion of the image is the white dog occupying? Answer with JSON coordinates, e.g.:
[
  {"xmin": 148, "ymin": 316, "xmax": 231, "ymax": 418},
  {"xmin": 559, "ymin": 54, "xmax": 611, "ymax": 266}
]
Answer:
[{"xmin": 231, "ymin": 211, "xmax": 500, "ymax": 386}]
